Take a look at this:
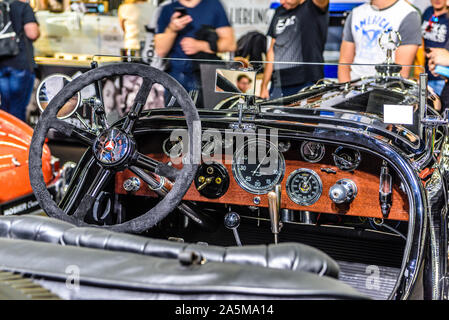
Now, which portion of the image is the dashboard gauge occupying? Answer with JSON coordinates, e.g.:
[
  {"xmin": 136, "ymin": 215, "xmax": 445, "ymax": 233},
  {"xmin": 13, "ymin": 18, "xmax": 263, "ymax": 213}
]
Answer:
[
  {"xmin": 278, "ymin": 140, "xmax": 291, "ymax": 153},
  {"xmin": 286, "ymin": 169, "xmax": 322, "ymax": 206},
  {"xmin": 300, "ymin": 141, "xmax": 325, "ymax": 163},
  {"xmin": 162, "ymin": 137, "xmax": 183, "ymax": 158},
  {"xmin": 232, "ymin": 139, "xmax": 285, "ymax": 194},
  {"xmin": 194, "ymin": 162, "xmax": 230, "ymax": 199},
  {"xmin": 332, "ymin": 147, "xmax": 361, "ymax": 171}
]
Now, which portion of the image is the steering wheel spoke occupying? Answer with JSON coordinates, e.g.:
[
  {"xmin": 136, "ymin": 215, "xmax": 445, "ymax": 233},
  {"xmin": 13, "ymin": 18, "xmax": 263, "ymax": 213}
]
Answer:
[
  {"xmin": 50, "ymin": 119, "xmax": 96, "ymax": 146},
  {"xmin": 122, "ymin": 78, "xmax": 154, "ymax": 134},
  {"xmin": 133, "ymin": 152, "xmax": 179, "ymax": 181},
  {"xmin": 72, "ymin": 166, "xmax": 113, "ymax": 220},
  {"xmin": 130, "ymin": 166, "xmax": 170, "ymax": 193}
]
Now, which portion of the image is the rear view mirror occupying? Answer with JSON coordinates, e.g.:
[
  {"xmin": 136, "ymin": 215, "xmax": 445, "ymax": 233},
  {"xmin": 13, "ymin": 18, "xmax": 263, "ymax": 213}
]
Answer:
[
  {"xmin": 215, "ymin": 69, "xmax": 256, "ymax": 95},
  {"xmin": 36, "ymin": 74, "xmax": 81, "ymax": 119}
]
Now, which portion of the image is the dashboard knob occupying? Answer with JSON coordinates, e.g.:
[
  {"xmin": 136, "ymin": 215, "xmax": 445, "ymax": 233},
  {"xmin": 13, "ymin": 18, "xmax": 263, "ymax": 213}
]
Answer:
[
  {"xmin": 123, "ymin": 177, "xmax": 141, "ymax": 192},
  {"xmin": 329, "ymin": 179, "xmax": 357, "ymax": 204},
  {"xmin": 329, "ymin": 184, "xmax": 346, "ymax": 203},
  {"xmin": 224, "ymin": 212, "xmax": 240, "ymax": 229},
  {"xmin": 224, "ymin": 212, "xmax": 242, "ymax": 246}
]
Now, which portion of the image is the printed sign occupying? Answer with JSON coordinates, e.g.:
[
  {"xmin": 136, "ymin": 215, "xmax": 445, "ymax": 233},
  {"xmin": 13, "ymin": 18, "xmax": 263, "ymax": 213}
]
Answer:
[
  {"xmin": 222, "ymin": 0, "xmax": 277, "ymax": 39},
  {"xmin": 383, "ymin": 104, "xmax": 414, "ymax": 125}
]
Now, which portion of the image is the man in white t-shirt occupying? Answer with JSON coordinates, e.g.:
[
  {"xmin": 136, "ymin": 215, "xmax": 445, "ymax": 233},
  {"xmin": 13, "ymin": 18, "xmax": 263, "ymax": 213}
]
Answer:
[{"xmin": 338, "ymin": 0, "xmax": 421, "ymax": 82}]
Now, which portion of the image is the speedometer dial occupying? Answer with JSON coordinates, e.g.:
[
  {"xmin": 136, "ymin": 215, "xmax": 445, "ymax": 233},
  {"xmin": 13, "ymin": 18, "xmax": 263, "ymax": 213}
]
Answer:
[
  {"xmin": 232, "ymin": 139, "xmax": 285, "ymax": 194},
  {"xmin": 286, "ymin": 169, "xmax": 322, "ymax": 206}
]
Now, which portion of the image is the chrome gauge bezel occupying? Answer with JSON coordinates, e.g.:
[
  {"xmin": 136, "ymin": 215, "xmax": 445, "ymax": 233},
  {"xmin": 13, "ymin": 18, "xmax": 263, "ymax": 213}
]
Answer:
[
  {"xmin": 300, "ymin": 141, "xmax": 325, "ymax": 163},
  {"xmin": 286, "ymin": 168, "xmax": 323, "ymax": 206},
  {"xmin": 332, "ymin": 146, "xmax": 362, "ymax": 171},
  {"xmin": 232, "ymin": 139, "xmax": 285, "ymax": 194}
]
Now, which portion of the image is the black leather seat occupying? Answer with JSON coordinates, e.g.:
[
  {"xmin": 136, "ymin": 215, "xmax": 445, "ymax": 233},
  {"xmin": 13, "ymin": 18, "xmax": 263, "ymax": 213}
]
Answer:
[
  {"xmin": 0, "ymin": 237, "xmax": 369, "ymax": 299},
  {"xmin": 0, "ymin": 215, "xmax": 339, "ymax": 278}
]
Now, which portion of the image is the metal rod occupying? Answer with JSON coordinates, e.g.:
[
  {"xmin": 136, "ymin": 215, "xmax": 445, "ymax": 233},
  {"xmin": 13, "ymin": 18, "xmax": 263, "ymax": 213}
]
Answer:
[
  {"xmin": 419, "ymin": 73, "xmax": 428, "ymax": 137},
  {"xmin": 232, "ymin": 228, "xmax": 242, "ymax": 246}
]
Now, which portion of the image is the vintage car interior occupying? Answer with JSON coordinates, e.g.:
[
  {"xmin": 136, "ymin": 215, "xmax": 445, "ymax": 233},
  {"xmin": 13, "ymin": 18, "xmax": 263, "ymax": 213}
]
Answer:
[{"xmin": 0, "ymin": 37, "xmax": 448, "ymax": 300}]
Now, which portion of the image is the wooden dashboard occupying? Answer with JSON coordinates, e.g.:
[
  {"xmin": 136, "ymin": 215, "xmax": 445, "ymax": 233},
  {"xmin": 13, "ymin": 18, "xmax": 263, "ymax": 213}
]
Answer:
[{"xmin": 115, "ymin": 145, "xmax": 409, "ymax": 221}]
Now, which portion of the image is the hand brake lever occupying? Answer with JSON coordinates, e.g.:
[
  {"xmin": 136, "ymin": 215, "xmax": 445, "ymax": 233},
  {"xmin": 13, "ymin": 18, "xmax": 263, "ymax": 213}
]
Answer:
[{"xmin": 268, "ymin": 184, "xmax": 282, "ymax": 244}]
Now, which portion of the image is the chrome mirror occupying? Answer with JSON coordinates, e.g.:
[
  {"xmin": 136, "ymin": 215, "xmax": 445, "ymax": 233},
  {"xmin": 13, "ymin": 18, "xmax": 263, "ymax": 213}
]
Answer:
[
  {"xmin": 36, "ymin": 74, "xmax": 81, "ymax": 119},
  {"xmin": 215, "ymin": 69, "xmax": 256, "ymax": 95}
]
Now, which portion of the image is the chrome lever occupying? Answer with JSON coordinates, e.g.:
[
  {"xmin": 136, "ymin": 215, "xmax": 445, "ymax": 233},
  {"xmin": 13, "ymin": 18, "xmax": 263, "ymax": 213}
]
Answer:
[
  {"xmin": 224, "ymin": 212, "xmax": 242, "ymax": 246},
  {"xmin": 268, "ymin": 185, "xmax": 282, "ymax": 244}
]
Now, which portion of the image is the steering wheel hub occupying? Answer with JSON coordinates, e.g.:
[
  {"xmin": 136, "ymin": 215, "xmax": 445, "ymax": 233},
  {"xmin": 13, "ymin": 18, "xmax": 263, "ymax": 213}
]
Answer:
[{"xmin": 93, "ymin": 128, "xmax": 132, "ymax": 165}]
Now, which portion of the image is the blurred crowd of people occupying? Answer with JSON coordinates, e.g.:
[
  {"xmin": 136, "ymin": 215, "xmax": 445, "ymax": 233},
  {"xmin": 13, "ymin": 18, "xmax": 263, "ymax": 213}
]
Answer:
[
  {"xmin": 142, "ymin": 0, "xmax": 449, "ymax": 109},
  {"xmin": 3, "ymin": 0, "xmax": 449, "ymax": 120}
]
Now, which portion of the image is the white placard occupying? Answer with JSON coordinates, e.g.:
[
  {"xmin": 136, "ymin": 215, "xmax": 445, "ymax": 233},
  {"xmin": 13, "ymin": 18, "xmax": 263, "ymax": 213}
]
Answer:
[
  {"xmin": 383, "ymin": 104, "xmax": 414, "ymax": 125},
  {"xmin": 222, "ymin": 0, "xmax": 276, "ymax": 40}
]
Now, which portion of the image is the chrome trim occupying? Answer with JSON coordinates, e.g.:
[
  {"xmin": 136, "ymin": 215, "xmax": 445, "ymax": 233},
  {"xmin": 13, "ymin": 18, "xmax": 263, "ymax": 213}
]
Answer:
[
  {"xmin": 134, "ymin": 108, "xmax": 426, "ymax": 154},
  {"xmin": 148, "ymin": 176, "xmax": 165, "ymax": 191}
]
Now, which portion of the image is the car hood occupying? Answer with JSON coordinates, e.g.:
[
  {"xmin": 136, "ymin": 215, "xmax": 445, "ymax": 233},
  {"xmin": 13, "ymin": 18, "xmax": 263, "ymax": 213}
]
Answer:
[{"xmin": 0, "ymin": 110, "xmax": 52, "ymax": 180}]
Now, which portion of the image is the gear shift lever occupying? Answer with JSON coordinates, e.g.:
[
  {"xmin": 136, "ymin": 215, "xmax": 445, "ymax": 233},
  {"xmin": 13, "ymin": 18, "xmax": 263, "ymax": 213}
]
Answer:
[
  {"xmin": 268, "ymin": 185, "xmax": 282, "ymax": 244},
  {"xmin": 224, "ymin": 212, "xmax": 242, "ymax": 246}
]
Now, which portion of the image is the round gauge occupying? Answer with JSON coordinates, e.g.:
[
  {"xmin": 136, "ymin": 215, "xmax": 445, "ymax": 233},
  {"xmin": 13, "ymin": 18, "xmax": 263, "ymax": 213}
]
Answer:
[
  {"xmin": 286, "ymin": 169, "xmax": 322, "ymax": 206},
  {"xmin": 278, "ymin": 140, "xmax": 291, "ymax": 153},
  {"xmin": 332, "ymin": 147, "xmax": 361, "ymax": 171},
  {"xmin": 162, "ymin": 137, "xmax": 183, "ymax": 158},
  {"xmin": 300, "ymin": 141, "xmax": 325, "ymax": 163},
  {"xmin": 232, "ymin": 139, "xmax": 285, "ymax": 194}
]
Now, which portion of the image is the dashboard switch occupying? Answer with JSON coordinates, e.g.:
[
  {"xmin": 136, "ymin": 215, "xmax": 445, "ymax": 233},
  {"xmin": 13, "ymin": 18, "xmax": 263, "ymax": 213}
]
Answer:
[
  {"xmin": 123, "ymin": 177, "xmax": 141, "ymax": 192},
  {"xmin": 194, "ymin": 162, "xmax": 229, "ymax": 199},
  {"xmin": 329, "ymin": 179, "xmax": 357, "ymax": 204}
]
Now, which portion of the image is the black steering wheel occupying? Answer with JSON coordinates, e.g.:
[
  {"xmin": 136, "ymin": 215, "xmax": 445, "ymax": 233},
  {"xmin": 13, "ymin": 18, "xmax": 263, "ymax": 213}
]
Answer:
[{"xmin": 29, "ymin": 63, "xmax": 201, "ymax": 233}]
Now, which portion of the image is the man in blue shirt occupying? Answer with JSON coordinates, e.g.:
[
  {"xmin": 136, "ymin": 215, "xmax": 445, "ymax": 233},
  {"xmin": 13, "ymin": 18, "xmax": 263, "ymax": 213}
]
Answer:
[
  {"xmin": 422, "ymin": 0, "xmax": 449, "ymax": 95},
  {"xmin": 155, "ymin": 0, "xmax": 236, "ymax": 93},
  {"xmin": 427, "ymin": 39, "xmax": 449, "ymax": 113}
]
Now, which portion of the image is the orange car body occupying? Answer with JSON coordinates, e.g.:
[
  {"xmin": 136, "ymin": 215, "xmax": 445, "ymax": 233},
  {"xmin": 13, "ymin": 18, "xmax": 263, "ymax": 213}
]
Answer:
[{"xmin": 0, "ymin": 110, "xmax": 53, "ymax": 203}]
